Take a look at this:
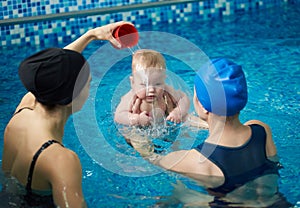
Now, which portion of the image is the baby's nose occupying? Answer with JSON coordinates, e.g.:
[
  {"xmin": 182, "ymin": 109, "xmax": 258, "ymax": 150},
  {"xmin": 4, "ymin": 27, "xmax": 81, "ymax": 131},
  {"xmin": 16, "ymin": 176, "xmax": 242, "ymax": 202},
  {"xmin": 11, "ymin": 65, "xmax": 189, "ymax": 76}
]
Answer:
[{"xmin": 147, "ymin": 85, "xmax": 155, "ymax": 92}]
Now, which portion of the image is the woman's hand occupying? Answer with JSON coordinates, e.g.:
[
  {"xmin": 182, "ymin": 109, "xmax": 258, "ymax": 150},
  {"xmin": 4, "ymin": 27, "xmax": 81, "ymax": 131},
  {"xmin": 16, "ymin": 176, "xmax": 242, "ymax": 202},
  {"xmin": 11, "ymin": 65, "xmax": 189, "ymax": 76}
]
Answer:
[
  {"xmin": 89, "ymin": 21, "xmax": 134, "ymax": 48},
  {"xmin": 64, "ymin": 21, "xmax": 134, "ymax": 52}
]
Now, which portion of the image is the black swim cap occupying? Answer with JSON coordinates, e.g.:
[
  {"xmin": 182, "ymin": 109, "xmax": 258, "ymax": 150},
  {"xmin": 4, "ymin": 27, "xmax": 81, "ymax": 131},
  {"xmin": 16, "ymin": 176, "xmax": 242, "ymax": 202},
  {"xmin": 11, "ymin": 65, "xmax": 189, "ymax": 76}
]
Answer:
[{"xmin": 18, "ymin": 48, "xmax": 90, "ymax": 105}]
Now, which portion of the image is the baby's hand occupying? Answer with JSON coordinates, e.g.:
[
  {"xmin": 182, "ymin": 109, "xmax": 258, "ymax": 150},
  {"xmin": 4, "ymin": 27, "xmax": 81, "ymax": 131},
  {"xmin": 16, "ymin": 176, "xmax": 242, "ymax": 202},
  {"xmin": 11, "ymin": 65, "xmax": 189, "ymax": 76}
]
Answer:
[
  {"xmin": 166, "ymin": 109, "xmax": 182, "ymax": 123},
  {"xmin": 131, "ymin": 97, "xmax": 142, "ymax": 114},
  {"xmin": 139, "ymin": 111, "xmax": 152, "ymax": 126}
]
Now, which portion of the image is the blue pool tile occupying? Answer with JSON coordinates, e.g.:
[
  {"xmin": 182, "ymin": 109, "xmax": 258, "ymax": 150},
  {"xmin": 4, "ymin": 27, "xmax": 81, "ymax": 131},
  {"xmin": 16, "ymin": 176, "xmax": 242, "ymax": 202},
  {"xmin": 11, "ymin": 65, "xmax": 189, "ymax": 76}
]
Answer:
[{"xmin": 0, "ymin": 0, "xmax": 289, "ymax": 47}]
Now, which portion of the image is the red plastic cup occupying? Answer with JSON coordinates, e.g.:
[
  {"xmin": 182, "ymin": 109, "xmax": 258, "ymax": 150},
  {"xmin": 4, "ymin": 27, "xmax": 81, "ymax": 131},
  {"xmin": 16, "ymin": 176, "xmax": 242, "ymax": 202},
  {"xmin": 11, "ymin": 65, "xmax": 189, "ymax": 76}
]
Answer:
[{"xmin": 112, "ymin": 24, "xmax": 139, "ymax": 49}]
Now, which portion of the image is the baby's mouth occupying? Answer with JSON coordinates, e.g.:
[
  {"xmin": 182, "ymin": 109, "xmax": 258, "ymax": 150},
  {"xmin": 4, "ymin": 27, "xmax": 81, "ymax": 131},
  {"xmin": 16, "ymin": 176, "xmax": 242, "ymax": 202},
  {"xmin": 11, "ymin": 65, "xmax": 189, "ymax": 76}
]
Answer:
[{"xmin": 146, "ymin": 95, "xmax": 156, "ymax": 101}]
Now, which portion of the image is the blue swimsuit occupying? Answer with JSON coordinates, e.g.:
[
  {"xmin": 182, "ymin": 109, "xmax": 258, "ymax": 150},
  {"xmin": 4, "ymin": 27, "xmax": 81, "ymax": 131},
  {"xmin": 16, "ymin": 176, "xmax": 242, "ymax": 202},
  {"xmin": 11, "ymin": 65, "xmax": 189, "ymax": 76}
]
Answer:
[{"xmin": 194, "ymin": 124, "xmax": 280, "ymax": 194}]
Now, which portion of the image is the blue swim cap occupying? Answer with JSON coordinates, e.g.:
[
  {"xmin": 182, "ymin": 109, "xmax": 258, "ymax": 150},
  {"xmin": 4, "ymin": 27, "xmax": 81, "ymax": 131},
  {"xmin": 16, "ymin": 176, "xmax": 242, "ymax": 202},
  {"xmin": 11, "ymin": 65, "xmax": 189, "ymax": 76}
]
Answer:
[{"xmin": 194, "ymin": 58, "xmax": 247, "ymax": 116}]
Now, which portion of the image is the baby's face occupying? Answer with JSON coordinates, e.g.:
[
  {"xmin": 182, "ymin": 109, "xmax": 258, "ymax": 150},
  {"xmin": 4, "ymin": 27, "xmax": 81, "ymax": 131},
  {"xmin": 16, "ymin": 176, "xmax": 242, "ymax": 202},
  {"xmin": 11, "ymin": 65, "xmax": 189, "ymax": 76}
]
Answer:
[{"xmin": 132, "ymin": 70, "xmax": 166, "ymax": 103}]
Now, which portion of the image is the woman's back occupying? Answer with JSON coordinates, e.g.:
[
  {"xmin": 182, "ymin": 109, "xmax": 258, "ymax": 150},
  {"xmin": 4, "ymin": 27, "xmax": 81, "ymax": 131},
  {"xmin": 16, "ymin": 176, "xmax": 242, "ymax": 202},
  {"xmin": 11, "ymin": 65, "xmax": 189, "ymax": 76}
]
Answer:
[{"xmin": 2, "ymin": 102, "xmax": 63, "ymax": 191}]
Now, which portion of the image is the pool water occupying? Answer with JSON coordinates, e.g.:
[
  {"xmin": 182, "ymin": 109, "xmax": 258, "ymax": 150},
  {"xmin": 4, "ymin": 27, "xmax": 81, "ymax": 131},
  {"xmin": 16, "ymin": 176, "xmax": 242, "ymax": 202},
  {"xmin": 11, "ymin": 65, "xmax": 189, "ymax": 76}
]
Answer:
[{"xmin": 1, "ymin": 2, "xmax": 300, "ymax": 207}]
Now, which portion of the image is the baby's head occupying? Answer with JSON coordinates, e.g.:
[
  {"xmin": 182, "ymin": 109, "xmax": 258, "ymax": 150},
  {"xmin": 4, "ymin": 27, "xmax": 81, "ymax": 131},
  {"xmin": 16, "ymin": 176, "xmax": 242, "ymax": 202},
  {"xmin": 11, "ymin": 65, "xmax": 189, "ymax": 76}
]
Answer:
[
  {"xmin": 132, "ymin": 49, "xmax": 166, "ymax": 74},
  {"xmin": 131, "ymin": 49, "xmax": 167, "ymax": 101}
]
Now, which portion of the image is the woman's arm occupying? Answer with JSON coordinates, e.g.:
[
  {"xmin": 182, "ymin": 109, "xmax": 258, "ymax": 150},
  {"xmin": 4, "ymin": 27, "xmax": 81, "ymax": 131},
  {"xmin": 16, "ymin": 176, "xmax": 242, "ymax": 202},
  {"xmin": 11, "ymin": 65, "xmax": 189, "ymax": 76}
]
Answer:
[
  {"xmin": 184, "ymin": 114, "xmax": 209, "ymax": 129},
  {"xmin": 64, "ymin": 21, "xmax": 133, "ymax": 52},
  {"xmin": 49, "ymin": 149, "xmax": 87, "ymax": 208}
]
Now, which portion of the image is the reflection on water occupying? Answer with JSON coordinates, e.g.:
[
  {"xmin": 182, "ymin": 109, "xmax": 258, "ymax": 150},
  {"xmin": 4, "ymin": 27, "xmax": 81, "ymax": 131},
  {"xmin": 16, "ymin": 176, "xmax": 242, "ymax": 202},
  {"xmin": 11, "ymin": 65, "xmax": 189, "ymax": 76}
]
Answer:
[
  {"xmin": 0, "ymin": 2, "xmax": 299, "ymax": 207},
  {"xmin": 118, "ymin": 119, "xmax": 182, "ymax": 154},
  {"xmin": 157, "ymin": 175, "xmax": 293, "ymax": 207},
  {"xmin": 0, "ymin": 156, "xmax": 294, "ymax": 208},
  {"xmin": 0, "ymin": 168, "xmax": 54, "ymax": 207},
  {"xmin": 117, "ymin": 123, "xmax": 294, "ymax": 207}
]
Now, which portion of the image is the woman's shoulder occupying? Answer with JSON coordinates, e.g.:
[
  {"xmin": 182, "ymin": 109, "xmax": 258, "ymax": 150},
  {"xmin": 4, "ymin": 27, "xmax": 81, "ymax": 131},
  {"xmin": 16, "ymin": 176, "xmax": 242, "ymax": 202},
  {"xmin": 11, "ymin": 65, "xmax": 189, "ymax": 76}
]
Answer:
[
  {"xmin": 14, "ymin": 93, "xmax": 36, "ymax": 113},
  {"xmin": 46, "ymin": 144, "xmax": 79, "ymax": 162},
  {"xmin": 41, "ymin": 144, "xmax": 81, "ymax": 181},
  {"xmin": 244, "ymin": 120, "xmax": 271, "ymax": 131}
]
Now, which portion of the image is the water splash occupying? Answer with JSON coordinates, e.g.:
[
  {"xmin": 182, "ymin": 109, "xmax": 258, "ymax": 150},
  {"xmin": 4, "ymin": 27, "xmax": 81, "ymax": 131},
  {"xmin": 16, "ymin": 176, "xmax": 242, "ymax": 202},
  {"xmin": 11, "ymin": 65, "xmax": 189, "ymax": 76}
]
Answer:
[{"xmin": 127, "ymin": 44, "xmax": 141, "ymax": 54}]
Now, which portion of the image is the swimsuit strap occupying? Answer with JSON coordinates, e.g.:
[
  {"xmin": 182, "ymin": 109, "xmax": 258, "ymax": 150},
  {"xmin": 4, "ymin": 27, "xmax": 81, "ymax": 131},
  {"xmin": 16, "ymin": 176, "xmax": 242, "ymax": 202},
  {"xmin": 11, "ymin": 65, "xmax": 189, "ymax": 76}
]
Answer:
[
  {"xmin": 26, "ymin": 140, "xmax": 63, "ymax": 192},
  {"xmin": 13, "ymin": 107, "xmax": 33, "ymax": 117}
]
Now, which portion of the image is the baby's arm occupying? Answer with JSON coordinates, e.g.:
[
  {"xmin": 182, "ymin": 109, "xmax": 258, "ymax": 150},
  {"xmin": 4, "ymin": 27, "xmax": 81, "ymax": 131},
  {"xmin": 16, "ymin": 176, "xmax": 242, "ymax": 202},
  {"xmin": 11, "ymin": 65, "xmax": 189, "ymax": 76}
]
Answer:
[
  {"xmin": 165, "ymin": 86, "xmax": 190, "ymax": 123},
  {"xmin": 114, "ymin": 91, "xmax": 152, "ymax": 126},
  {"xmin": 114, "ymin": 91, "xmax": 136, "ymax": 125}
]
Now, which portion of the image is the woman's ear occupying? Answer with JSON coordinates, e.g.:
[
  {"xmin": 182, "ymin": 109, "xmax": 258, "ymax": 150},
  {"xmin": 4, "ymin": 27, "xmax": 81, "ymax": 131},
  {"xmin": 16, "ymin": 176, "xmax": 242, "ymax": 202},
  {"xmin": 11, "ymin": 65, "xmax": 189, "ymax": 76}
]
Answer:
[
  {"xmin": 197, "ymin": 99, "xmax": 208, "ymax": 114},
  {"xmin": 193, "ymin": 88, "xmax": 208, "ymax": 116},
  {"xmin": 202, "ymin": 106, "xmax": 209, "ymax": 114}
]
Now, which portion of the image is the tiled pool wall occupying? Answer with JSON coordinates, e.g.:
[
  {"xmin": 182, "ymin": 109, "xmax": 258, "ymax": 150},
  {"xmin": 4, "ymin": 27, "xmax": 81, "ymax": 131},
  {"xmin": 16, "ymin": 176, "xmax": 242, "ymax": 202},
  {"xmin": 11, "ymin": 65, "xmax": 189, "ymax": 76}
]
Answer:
[{"xmin": 0, "ymin": 0, "xmax": 290, "ymax": 47}]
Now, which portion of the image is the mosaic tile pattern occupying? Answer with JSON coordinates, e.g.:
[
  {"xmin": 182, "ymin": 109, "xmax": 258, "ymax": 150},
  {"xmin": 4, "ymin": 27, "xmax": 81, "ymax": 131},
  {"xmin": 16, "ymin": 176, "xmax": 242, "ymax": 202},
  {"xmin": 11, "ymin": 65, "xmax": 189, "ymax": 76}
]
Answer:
[
  {"xmin": 0, "ymin": 0, "xmax": 163, "ymax": 20},
  {"xmin": 0, "ymin": 0, "xmax": 289, "ymax": 47}
]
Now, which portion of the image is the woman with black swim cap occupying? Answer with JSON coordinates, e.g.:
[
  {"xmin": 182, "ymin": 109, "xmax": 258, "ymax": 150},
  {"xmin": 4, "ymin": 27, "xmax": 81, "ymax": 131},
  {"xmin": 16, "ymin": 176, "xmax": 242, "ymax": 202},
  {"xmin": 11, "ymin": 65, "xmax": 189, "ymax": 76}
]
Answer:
[{"xmin": 2, "ymin": 21, "xmax": 133, "ymax": 208}]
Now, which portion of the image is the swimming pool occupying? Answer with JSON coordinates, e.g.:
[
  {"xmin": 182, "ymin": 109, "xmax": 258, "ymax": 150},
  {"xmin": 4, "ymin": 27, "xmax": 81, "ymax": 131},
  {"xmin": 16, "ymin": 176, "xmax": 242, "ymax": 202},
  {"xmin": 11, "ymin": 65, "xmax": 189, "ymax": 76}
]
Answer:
[{"xmin": 1, "ymin": 2, "xmax": 299, "ymax": 207}]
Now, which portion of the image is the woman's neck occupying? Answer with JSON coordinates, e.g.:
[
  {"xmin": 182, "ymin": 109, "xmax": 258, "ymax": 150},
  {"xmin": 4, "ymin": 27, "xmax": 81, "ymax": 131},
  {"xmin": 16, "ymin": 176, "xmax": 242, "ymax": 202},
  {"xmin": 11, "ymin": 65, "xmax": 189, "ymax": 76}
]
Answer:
[
  {"xmin": 36, "ymin": 103, "xmax": 72, "ymax": 142},
  {"xmin": 206, "ymin": 114, "xmax": 250, "ymax": 146}
]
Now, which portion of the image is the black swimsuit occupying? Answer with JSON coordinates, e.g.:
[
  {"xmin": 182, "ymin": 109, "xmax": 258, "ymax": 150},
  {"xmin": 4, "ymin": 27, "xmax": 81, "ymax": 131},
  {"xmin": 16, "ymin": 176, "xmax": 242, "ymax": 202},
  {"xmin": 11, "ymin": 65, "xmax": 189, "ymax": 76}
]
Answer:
[
  {"xmin": 26, "ymin": 140, "xmax": 63, "ymax": 192},
  {"xmin": 10, "ymin": 107, "xmax": 64, "ymax": 207},
  {"xmin": 194, "ymin": 124, "xmax": 280, "ymax": 194},
  {"xmin": 22, "ymin": 139, "xmax": 64, "ymax": 208}
]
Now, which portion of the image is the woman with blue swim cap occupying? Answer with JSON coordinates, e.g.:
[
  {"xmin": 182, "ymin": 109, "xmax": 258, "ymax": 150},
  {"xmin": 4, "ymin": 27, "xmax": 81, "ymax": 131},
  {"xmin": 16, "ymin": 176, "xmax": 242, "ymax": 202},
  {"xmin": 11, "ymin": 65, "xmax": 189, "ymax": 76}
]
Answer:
[{"xmin": 133, "ymin": 58, "xmax": 291, "ymax": 206}]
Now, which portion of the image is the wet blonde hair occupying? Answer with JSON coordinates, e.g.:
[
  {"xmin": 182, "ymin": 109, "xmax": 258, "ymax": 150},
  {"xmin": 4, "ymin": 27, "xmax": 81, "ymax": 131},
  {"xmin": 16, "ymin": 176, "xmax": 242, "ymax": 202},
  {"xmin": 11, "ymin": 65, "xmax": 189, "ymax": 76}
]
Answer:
[{"xmin": 132, "ymin": 49, "xmax": 166, "ymax": 73}]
